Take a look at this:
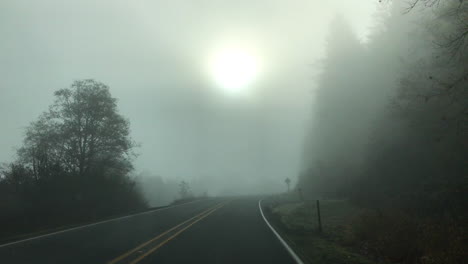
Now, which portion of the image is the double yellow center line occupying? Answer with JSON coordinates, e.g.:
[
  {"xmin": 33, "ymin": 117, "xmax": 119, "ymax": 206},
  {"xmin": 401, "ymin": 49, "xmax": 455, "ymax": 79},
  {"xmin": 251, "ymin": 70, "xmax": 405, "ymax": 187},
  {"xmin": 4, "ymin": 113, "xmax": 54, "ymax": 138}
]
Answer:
[{"xmin": 108, "ymin": 201, "xmax": 228, "ymax": 264}]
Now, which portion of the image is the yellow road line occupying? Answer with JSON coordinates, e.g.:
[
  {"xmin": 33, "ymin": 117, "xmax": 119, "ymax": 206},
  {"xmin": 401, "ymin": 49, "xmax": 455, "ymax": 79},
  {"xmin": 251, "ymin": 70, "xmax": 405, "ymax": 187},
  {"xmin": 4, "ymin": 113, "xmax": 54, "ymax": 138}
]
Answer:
[
  {"xmin": 107, "ymin": 202, "xmax": 225, "ymax": 264},
  {"xmin": 130, "ymin": 201, "xmax": 228, "ymax": 264}
]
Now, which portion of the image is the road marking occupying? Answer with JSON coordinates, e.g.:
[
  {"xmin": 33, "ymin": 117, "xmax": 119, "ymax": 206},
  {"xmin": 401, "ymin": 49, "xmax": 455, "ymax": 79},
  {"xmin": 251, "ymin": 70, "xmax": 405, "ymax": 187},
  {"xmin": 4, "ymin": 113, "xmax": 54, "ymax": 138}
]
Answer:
[
  {"xmin": 108, "ymin": 201, "xmax": 226, "ymax": 264},
  {"xmin": 129, "ymin": 201, "xmax": 227, "ymax": 264},
  {"xmin": 258, "ymin": 199, "xmax": 304, "ymax": 264},
  {"xmin": 0, "ymin": 199, "xmax": 208, "ymax": 249}
]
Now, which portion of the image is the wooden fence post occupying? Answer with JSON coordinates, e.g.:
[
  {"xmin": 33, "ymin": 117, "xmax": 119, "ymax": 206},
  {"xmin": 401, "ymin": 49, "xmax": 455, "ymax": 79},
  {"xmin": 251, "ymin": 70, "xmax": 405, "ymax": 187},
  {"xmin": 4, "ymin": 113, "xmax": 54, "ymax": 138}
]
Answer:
[{"xmin": 316, "ymin": 199, "xmax": 322, "ymax": 233}]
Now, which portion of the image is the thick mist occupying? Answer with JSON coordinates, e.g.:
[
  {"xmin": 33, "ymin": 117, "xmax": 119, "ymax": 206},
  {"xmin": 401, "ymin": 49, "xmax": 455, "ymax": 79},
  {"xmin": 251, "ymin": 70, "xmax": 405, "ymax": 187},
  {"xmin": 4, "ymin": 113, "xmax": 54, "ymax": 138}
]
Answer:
[
  {"xmin": 0, "ymin": 0, "xmax": 376, "ymax": 200},
  {"xmin": 299, "ymin": 0, "xmax": 467, "ymax": 213},
  {"xmin": 1, "ymin": 1, "xmax": 466, "ymax": 262}
]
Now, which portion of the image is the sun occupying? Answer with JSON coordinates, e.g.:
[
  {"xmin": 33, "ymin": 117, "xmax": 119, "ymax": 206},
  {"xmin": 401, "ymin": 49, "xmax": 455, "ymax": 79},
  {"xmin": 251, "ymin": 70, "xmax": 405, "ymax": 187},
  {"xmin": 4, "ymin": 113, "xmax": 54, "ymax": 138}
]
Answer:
[{"xmin": 209, "ymin": 47, "xmax": 259, "ymax": 94}]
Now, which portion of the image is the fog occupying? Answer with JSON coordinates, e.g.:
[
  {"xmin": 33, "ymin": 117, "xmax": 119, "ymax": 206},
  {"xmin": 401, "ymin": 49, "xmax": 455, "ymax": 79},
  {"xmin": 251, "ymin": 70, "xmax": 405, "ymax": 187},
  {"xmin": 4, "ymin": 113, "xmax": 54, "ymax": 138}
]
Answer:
[
  {"xmin": 1, "ymin": 2, "xmax": 466, "ymax": 261},
  {"xmin": 299, "ymin": 0, "xmax": 467, "ymax": 210},
  {"xmin": 0, "ymin": 0, "xmax": 376, "ymax": 201}
]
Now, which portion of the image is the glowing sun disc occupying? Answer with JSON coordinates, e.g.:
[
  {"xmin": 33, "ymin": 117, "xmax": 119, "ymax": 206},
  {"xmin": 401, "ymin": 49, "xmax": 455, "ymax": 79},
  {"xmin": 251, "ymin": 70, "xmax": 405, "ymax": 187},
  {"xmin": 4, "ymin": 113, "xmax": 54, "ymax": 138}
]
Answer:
[{"xmin": 209, "ymin": 48, "xmax": 259, "ymax": 94}]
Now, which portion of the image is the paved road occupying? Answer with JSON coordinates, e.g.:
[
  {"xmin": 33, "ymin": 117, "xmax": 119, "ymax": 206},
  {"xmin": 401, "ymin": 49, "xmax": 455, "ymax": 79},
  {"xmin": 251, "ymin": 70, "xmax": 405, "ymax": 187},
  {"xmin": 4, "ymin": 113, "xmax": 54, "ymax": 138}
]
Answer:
[{"xmin": 0, "ymin": 197, "xmax": 297, "ymax": 264}]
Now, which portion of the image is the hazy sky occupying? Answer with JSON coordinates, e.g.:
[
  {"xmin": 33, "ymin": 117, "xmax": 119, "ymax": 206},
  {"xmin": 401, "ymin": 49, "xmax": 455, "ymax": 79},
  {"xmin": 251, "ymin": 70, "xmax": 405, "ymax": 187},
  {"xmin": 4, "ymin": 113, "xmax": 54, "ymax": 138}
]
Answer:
[{"xmin": 0, "ymin": 0, "xmax": 377, "ymax": 195}]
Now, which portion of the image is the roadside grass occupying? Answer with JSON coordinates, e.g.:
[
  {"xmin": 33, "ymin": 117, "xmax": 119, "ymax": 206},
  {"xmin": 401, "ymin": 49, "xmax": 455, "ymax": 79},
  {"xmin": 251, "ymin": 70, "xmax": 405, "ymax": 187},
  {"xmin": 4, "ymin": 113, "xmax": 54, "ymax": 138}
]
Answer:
[
  {"xmin": 265, "ymin": 196, "xmax": 378, "ymax": 264},
  {"xmin": 265, "ymin": 194, "xmax": 467, "ymax": 264}
]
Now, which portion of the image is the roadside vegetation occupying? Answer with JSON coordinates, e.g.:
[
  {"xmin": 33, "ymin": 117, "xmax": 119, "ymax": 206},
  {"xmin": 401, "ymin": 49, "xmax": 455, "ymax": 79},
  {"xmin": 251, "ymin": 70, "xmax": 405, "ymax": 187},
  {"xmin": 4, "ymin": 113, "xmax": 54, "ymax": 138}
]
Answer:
[
  {"xmin": 170, "ymin": 180, "xmax": 209, "ymax": 205},
  {"xmin": 295, "ymin": 1, "xmax": 466, "ymax": 263},
  {"xmin": 265, "ymin": 196, "xmax": 375, "ymax": 264},
  {"xmin": 267, "ymin": 195, "xmax": 466, "ymax": 264},
  {"xmin": 0, "ymin": 80, "xmax": 147, "ymax": 240}
]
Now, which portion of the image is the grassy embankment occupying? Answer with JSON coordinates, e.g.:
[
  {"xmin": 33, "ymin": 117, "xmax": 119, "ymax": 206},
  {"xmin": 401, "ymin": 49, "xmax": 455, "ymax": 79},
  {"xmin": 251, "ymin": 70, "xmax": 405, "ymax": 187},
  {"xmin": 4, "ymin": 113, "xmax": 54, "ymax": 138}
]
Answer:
[
  {"xmin": 265, "ymin": 194, "xmax": 466, "ymax": 264},
  {"xmin": 265, "ymin": 195, "xmax": 380, "ymax": 264}
]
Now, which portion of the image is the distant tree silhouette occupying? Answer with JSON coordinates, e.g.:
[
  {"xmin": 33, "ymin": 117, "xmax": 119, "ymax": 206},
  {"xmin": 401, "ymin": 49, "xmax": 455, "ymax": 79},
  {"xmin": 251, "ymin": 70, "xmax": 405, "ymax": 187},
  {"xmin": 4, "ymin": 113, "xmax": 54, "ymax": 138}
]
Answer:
[
  {"xmin": 179, "ymin": 180, "xmax": 190, "ymax": 199},
  {"xmin": 285, "ymin": 178, "xmax": 291, "ymax": 192}
]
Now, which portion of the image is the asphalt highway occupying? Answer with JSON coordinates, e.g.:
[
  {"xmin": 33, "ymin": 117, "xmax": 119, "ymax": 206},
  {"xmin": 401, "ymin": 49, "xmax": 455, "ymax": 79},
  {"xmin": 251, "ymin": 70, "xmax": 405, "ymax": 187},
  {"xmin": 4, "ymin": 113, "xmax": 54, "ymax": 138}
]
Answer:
[{"xmin": 0, "ymin": 197, "xmax": 298, "ymax": 264}]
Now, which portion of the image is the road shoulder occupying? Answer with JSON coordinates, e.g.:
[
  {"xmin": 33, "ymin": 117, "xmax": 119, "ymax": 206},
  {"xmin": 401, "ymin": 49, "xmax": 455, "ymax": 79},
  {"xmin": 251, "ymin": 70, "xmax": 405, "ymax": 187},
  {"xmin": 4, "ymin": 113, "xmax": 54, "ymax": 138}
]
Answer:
[{"xmin": 261, "ymin": 196, "xmax": 378, "ymax": 264}]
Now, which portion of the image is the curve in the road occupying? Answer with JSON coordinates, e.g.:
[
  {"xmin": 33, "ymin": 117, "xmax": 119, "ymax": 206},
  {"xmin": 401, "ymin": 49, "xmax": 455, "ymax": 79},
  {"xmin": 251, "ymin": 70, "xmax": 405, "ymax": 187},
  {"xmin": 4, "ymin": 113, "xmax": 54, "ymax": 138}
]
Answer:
[{"xmin": 258, "ymin": 199, "xmax": 304, "ymax": 264}]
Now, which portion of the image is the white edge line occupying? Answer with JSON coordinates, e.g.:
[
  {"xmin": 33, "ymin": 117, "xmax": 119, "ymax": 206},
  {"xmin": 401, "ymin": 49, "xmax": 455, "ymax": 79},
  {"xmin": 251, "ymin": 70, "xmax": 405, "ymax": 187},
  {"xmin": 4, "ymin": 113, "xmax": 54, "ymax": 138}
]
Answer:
[
  {"xmin": 0, "ymin": 199, "xmax": 208, "ymax": 248},
  {"xmin": 258, "ymin": 199, "xmax": 304, "ymax": 264}
]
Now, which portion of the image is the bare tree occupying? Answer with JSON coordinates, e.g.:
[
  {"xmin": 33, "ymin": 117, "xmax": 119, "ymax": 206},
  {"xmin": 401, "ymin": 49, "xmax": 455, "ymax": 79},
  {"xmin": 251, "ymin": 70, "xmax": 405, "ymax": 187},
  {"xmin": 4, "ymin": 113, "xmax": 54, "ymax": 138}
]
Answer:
[{"xmin": 405, "ymin": 0, "xmax": 467, "ymax": 58}]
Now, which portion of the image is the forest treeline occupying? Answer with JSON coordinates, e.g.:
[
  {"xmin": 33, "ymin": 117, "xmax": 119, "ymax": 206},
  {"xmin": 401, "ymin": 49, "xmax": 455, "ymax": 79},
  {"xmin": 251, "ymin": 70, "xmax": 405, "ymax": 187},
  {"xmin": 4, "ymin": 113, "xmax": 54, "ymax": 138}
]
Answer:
[
  {"xmin": 0, "ymin": 80, "xmax": 147, "ymax": 239},
  {"xmin": 298, "ymin": 1, "xmax": 466, "ymax": 262}
]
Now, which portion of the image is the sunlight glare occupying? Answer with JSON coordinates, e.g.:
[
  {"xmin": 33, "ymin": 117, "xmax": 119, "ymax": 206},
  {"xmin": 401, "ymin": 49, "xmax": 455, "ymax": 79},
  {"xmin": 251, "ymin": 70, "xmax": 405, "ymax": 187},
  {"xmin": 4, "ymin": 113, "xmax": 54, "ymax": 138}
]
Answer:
[{"xmin": 209, "ymin": 47, "xmax": 259, "ymax": 94}]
